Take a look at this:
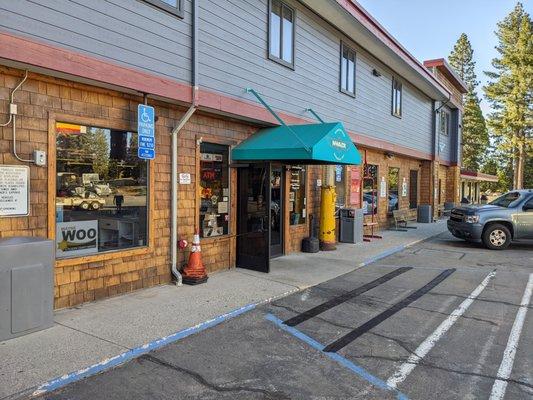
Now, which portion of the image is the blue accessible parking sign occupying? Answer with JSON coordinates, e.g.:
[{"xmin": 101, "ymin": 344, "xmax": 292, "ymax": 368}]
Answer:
[{"xmin": 138, "ymin": 104, "xmax": 156, "ymax": 160}]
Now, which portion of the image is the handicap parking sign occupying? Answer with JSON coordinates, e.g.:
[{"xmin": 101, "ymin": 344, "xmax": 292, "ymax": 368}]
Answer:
[{"xmin": 137, "ymin": 104, "xmax": 156, "ymax": 160}]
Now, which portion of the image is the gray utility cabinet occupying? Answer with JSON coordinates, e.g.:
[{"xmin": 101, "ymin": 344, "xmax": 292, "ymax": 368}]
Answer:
[
  {"xmin": 417, "ymin": 205, "xmax": 433, "ymax": 223},
  {"xmin": 0, "ymin": 237, "xmax": 54, "ymax": 341},
  {"xmin": 339, "ymin": 208, "xmax": 364, "ymax": 243}
]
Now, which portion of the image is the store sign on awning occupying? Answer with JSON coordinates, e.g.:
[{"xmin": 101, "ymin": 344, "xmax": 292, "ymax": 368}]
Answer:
[{"xmin": 137, "ymin": 104, "xmax": 155, "ymax": 160}]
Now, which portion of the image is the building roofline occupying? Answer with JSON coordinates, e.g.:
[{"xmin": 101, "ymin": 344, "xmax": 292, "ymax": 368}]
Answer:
[
  {"xmin": 423, "ymin": 58, "xmax": 469, "ymax": 93},
  {"xmin": 335, "ymin": 0, "xmax": 451, "ymax": 99},
  {"xmin": 460, "ymin": 169, "xmax": 498, "ymax": 182}
]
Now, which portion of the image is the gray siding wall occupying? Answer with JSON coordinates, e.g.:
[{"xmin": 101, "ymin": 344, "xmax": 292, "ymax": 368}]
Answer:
[
  {"xmin": 198, "ymin": 0, "xmax": 434, "ymax": 156},
  {"xmin": 0, "ymin": 0, "xmax": 192, "ymax": 83},
  {"xmin": 0, "ymin": 0, "xmax": 436, "ymax": 157}
]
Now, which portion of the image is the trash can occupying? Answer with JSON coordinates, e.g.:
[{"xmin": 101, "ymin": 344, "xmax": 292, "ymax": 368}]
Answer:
[
  {"xmin": 339, "ymin": 208, "xmax": 364, "ymax": 243},
  {"xmin": 417, "ymin": 205, "xmax": 433, "ymax": 223},
  {"xmin": 0, "ymin": 237, "xmax": 54, "ymax": 341}
]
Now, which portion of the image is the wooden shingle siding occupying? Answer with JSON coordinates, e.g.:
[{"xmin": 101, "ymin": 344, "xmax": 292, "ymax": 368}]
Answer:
[
  {"xmin": 198, "ymin": 0, "xmax": 433, "ymax": 155},
  {"xmin": 0, "ymin": 0, "xmax": 192, "ymax": 83}
]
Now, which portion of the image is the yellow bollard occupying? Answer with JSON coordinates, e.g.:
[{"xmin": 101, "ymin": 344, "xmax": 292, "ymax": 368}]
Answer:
[{"xmin": 319, "ymin": 166, "xmax": 337, "ymax": 251}]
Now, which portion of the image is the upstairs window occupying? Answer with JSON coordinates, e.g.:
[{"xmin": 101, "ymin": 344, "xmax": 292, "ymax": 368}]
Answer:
[
  {"xmin": 142, "ymin": 0, "xmax": 183, "ymax": 18},
  {"xmin": 340, "ymin": 43, "xmax": 356, "ymax": 96},
  {"xmin": 440, "ymin": 110, "xmax": 450, "ymax": 135},
  {"xmin": 391, "ymin": 77, "xmax": 402, "ymax": 117},
  {"xmin": 269, "ymin": 0, "xmax": 295, "ymax": 68}
]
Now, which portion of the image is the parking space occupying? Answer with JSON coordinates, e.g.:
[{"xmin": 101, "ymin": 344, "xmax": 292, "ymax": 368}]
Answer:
[{"xmin": 40, "ymin": 233, "xmax": 533, "ymax": 400}]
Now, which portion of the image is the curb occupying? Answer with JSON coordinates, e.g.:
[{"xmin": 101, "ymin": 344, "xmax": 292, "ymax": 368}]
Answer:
[
  {"xmin": 26, "ymin": 227, "xmax": 444, "ymax": 398},
  {"xmin": 28, "ymin": 287, "xmax": 300, "ymax": 398}
]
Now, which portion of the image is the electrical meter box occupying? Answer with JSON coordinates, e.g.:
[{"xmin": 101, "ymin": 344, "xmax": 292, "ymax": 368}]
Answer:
[{"xmin": 0, "ymin": 237, "xmax": 54, "ymax": 341}]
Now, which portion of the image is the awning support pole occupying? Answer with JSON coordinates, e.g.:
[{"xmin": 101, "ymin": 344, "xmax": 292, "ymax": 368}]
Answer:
[
  {"xmin": 305, "ymin": 108, "xmax": 325, "ymax": 124},
  {"xmin": 245, "ymin": 88, "xmax": 311, "ymax": 153}
]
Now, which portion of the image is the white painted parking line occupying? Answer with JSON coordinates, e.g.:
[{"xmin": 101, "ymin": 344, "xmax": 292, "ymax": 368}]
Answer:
[
  {"xmin": 387, "ymin": 270, "xmax": 497, "ymax": 389},
  {"xmin": 489, "ymin": 272, "xmax": 533, "ymax": 400}
]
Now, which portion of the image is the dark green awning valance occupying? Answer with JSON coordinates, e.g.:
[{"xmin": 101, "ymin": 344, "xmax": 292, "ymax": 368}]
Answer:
[{"xmin": 232, "ymin": 122, "xmax": 361, "ymax": 165}]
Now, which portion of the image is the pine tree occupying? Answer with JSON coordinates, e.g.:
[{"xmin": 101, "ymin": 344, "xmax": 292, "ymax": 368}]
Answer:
[
  {"xmin": 484, "ymin": 2, "xmax": 532, "ymax": 189},
  {"xmin": 448, "ymin": 34, "xmax": 489, "ymax": 171}
]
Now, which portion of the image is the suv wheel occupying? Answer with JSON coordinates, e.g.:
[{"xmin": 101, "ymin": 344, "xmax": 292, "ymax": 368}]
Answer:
[
  {"xmin": 482, "ymin": 224, "xmax": 511, "ymax": 250},
  {"xmin": 79, "ymin": 201, "xmax": 89, "ymax": 210}
]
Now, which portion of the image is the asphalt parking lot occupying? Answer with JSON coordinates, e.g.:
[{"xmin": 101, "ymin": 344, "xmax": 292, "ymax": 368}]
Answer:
[{"xmin": 40, "ymin": 232, "xmax": 532, "ymax": 400}]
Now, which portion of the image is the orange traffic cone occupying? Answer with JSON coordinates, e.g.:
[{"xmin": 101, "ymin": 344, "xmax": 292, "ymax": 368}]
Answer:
[{"xmin": 181, "ymin": 231, "xmax": 208, "ymax": 285}]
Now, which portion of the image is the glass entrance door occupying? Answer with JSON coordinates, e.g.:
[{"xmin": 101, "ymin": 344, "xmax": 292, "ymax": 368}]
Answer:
[
  {"xmin": 236, "ymin": 163, "xmax": 270, "ymax": 272},
  {"xmin": 270, "ymin": 164, "xmax": 283, "ymax": 258}
]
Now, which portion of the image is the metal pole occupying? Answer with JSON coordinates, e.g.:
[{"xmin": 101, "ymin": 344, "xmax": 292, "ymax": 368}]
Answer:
[{"xmin": 245, "ymin": 88, "xmax": 311, "ymax": 153}]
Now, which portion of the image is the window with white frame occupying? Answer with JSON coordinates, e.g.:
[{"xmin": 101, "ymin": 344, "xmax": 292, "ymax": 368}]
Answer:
[
  {"xmin": 340, "ymin": 43, "xmax": 356, "ymax": 96},
  {"xmin": 269, "ymin": 0, "xmax": 295, "ymax": 68},
  {"xmin": 392, "ymin": 77, "xmax": 402, "ymax": 117},
  {"xmin": 440, "ymin": 110, "xmax": 450, "ymax": 135},
  {"xmin": 143, "ymin": 0, "xmax": 183, "ymax": 17}
]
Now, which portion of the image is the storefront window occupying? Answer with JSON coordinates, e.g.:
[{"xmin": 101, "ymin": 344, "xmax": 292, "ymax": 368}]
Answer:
[
  {"xmin": 363, "ymin": 164, "xmax": 378, "ymax": 215},
  {"xmin": 200, "ymin": 143, "xmax": 230, "ymax": 238},
  {"xmin": 55, "ymin": 122, "xmax": 148, "ymax": 259},
  {"xmin": 335, "ymin": 165, "xmax": 346, "ymax": 207},
  {"xmin": 289, "ymin": 166, "xmax": 306, "ymax": 225},
  {"xmin": 388, "ymin": 167, "xmax": 400, "ymax": 213}
]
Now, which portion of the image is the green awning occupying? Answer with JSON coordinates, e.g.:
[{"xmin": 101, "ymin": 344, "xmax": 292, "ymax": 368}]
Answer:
[{"xmin": 232, "ymin": 122, "xmax": 362, "ymax": 165}]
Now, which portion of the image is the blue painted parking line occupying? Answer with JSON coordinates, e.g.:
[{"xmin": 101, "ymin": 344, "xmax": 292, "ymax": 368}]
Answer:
[
  {"xmin": 32, "ymin": 303, "xmax": 257, "ymax": 397},
  {"xmin": 265, "ymin": 313, "xmax": 409, "ymax": 400}
]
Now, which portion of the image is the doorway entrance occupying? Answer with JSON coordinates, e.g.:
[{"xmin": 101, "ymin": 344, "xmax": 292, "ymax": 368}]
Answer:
[{"xmin": 236, "ymin": 163, "xmax": 284, "ymax": 273}]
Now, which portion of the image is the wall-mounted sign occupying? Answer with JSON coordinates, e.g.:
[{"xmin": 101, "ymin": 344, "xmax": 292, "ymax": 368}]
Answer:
[
  {"xmin": 179, "ymin": 173, "xmax": 191, "ymax": 184},
  {"xmin": 402, "ymin": 177, "xmax": 408, "ymax": 197},
  {"xmin": 316, "ymin": 179, "xmax": 322, "ymax": 187},
  {"xmin": 0, "ymin": 165, "xmax": 30, "ymax": 217},
  {"xmin": 56, "ymin": 220, "xmax": 98, "ymax": 257},
  {"xmin": 380, "ymin": 176, "xmax": 387, "ymax": 198},
  {"xmin": 138, "ymin": 104, "xmax": 156, "ymax": 160},
  {"xmin": 335, "ymin": 165, "xmax": 343, "ymax": 182}
]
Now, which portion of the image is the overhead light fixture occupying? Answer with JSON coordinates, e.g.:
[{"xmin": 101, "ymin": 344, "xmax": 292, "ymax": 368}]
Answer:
[
  {"xmin": 385, "ymin": 151, "xmax": 394, "ymax": 159},
  {"xmin": 372, "ymin": 69, "xmax": 381, "ymax": 77}
]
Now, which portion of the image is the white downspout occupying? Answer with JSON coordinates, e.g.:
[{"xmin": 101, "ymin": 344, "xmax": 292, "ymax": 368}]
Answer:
[{"xmin": 170, "ymin": 0, "xmax": 199, "ymax": 285}]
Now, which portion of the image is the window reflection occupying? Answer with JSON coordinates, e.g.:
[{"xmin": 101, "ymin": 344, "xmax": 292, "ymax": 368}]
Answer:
[{"xmin": 55, "ymin": 123, "xmax": 148, "ymax": 258}]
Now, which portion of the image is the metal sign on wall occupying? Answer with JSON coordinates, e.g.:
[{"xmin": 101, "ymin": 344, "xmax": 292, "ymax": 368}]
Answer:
[
  {"xmin": 137, "ymin": 104, "xmax": 155, "ymax": 160},
  {"xmin": 0, "ymin": 165, "xmax": 30, "ymax": 217}
]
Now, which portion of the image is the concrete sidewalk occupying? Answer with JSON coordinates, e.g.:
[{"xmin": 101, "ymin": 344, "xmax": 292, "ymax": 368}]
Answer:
[{"xmin": 0, "ymin": 220, "xmax": 446, "ymax": 400}]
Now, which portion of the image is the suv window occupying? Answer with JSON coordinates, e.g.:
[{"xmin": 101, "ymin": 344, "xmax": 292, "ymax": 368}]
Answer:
[{"xmin": 489, "ymin": 192, "xmax": 523, "ymax": 208}]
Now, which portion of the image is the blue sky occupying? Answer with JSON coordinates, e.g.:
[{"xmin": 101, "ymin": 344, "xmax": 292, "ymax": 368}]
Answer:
[{"xmin": 357, "ymin": 0, "xmax": 532, "ymax": 116}]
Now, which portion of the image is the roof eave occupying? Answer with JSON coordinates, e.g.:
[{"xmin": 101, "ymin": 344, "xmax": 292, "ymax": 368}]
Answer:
[{"xmin": 299, "ymin": 0, "xmax": 450, "ymax": 101}]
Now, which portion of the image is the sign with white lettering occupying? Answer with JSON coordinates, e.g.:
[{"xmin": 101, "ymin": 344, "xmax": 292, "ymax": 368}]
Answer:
[
  {"xmin": 138, "ymin": 104, "xmax": 156, "ymax": 160},
  {"xmin": 402, "ymin": 177, "xmax": 408, "ymax": 197},
  {"xmin": 380, "ymin": 176, "xmax": 387, "ymax": 198},
  {"xmin": 56, "ymin": 220, "xmax": 98, "ymax": 257},
  {"xmin": 0, "ymin": 165, "xmax": 29, "ymax": 216}
]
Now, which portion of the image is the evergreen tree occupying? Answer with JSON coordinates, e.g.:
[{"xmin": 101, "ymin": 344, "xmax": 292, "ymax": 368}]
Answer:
[
  {"xmin": 484, "ymin": 2, "xmax": 532, "ymax": 189},
  {"xmin": 448, "ymin": 34, "xmax": 489, "ymax": 171}
]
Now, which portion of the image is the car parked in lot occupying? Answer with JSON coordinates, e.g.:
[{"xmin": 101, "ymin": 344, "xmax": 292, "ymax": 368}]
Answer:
[{"xmin": 447, "ymin": 190, "xmax": 533, "ymax": 249}]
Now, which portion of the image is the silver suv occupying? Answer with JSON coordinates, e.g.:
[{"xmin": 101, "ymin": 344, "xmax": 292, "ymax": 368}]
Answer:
[{"xmin": 447, "ymin": 190, "xmax": 533, "ymax": 250}]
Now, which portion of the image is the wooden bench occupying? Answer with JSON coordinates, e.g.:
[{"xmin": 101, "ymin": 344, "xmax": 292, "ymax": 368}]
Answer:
[{"xmin": 391, "ymin": 209, "xmax": 417, "ymax": 231}]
